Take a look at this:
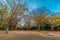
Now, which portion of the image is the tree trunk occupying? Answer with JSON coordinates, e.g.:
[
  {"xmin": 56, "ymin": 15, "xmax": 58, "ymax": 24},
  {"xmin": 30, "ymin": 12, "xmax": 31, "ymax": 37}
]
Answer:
[
  {"xmin": 5, "ymin": 26, "xmax": 8, "ymax": 33},
  {"xmin": 51, "ymin": 25, "xmax": 54, "ymax": 31},
  {"xmin": 1, "ymin": 15, "xmax": 3, "ymax": 22},
  {"xmin": 8, "ymin": 20, "xmax": 17, "ymax": 30},
  {"xmin": 39, "ymin": 25, "xmax": 40, "ymax": 32}
]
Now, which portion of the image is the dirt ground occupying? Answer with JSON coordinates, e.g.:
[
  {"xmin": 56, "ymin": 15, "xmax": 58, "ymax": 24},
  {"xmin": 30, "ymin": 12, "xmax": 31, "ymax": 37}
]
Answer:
[{"xmin": 0, "ymin": 31, "xmax": 60, "ymax": 40}]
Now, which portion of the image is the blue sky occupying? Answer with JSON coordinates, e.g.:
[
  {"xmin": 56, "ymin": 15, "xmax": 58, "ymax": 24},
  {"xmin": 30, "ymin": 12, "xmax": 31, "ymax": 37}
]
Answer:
[
  {"xmin": 0, "ymin": 0, "xmax": 60, "ymax": 16},
  {"xmin": 26, "ymin": 0, "xmax": 60, "ymax": 12},
  {"xmin": 0, "ymin": 0, "xmax": 60, "ymax": 12}
]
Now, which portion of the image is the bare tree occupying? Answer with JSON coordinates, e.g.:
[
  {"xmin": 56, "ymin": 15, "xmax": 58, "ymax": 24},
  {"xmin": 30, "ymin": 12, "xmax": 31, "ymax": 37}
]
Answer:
[
  {"xmin": 31, "ymin": 7, "xmax": 51, "ymax": 31},
  {"xmin": 6, "ymin": 0, "xmax": 27, "ymax": 30}
]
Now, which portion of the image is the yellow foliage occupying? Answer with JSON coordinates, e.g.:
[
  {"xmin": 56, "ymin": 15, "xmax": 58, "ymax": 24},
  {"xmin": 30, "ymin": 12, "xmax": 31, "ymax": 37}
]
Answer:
[{"xmin": 47, "ymin": 16, "xmax": 60, "ymax": 25}]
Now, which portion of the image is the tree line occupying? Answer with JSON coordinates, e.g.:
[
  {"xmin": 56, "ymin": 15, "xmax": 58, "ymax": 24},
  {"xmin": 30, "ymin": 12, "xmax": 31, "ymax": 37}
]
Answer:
[{"xmin": 0, "ymin": 0, "xmax": 60, "ymax": 33}]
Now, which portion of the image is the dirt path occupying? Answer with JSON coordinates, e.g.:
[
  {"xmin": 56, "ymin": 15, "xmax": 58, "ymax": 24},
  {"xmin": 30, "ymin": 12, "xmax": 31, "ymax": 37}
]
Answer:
[
  {"xmin": 7, "ymin": 31, "xmax": 60, "ymax": 37},
  {"xmin": 0, "ymin": 31, "xmax": 60, "ymax": 40}
]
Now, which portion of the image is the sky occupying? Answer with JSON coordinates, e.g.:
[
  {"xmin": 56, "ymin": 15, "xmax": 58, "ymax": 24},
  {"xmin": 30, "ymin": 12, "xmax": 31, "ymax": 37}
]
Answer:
[
  {"xmin": 26, "ymin": 0, "xmax": 60, "ymax": 17},
  {"xmin": 0, "ymin": 0, "xmax": 60, "ymax": 16},
  {"xmin": 26, "ymin": 0, "xmax": 60, "ymax": 12},
  {"xmin": 0, "ymin": 0, "xmax": 60, "ymax": 12},
  {"xmin": 0, "ymin": 0, "xmax": 60, "ymax": 25}
]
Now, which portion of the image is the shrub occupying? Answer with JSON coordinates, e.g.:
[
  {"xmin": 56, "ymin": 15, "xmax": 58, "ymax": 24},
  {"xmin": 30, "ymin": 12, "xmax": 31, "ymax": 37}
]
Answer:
[
  {"xmin": 0, "ymin": 26, "xmax": 6, "ymax": 30},
  {"xmin": 30, "ymin": 26, "xmax": 37, "ymax": 30}
]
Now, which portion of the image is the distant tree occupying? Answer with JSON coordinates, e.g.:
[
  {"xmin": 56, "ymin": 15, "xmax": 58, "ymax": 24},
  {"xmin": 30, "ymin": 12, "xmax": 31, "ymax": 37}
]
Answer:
[
  {"xmin": 6, "ymin": 0, "xmax": 27, "ymax": 30},
  {"xmin": 23, "ymin": 15, "xmax": 31, "ymax": 30},
  {"xmin": 0, "ymin": 3, "xmax": 7, "ymax": 22},
  {"xmin": 31, "ymin": 7, "xmax": 51, "ymax": 31},
  {"xmin": 48, "ymin": 16, "xmax": 60, "ymax": 31},
  {"xmin": 0, "ymin": 3, "xmax": 9, "ymax": 33}
]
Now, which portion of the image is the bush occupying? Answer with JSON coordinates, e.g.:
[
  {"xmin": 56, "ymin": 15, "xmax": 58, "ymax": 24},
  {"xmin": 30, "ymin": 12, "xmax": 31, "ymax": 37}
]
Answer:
[
  {"xmin": 17, "ymin": 27, "xmax": 22, "ymax": 30},
  {"xmin": 17, "ymin": 26, "xmax": 38, "ymax": 30},
  {"xmin": 40, "ymin": 24, "xmax": 51, "ymax": 31},
  {"xmin": 23, "ymin": 27, "xmax": 27, "ymax": 30},
  {"xmin": 30, "ymin": 26, "xmax": 37, "ymax": 30},
  {"xmin": 0, "ymin": 26, "xmax": 6, "ymax": 30},
  {"xmin": 53, "ymin": 25, "xmax": 60, "ymax": 31},
  {"xmin": 17, "ymin": 27, "xmax": 27, "ymax": 30}
]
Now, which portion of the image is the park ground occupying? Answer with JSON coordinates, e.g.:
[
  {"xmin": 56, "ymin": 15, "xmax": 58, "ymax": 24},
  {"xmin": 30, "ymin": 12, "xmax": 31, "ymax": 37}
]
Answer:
[{"xmin": 0, "ymin": 31, "xmax": 60, "ymax": 40}]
